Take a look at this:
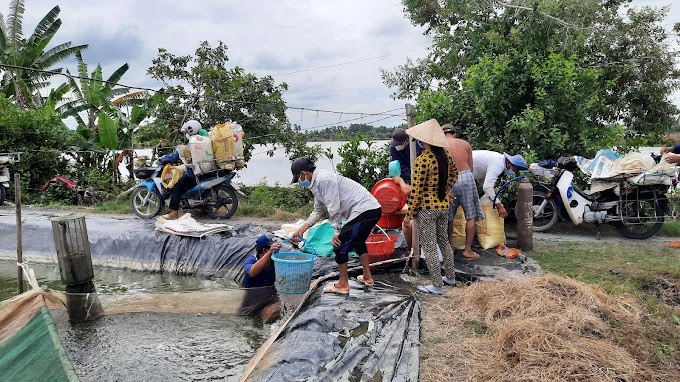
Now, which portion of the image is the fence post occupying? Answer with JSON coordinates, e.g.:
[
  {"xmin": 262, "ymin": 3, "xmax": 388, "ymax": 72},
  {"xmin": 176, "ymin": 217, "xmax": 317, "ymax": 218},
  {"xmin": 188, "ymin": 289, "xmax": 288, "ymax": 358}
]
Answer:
[
  {"xmin": 405, "ymin": 104, "xmax": 420, "ymax": 269},
  {"xmin": 15, "ymin": 173, "xmax": 23, "ymax": 295}
]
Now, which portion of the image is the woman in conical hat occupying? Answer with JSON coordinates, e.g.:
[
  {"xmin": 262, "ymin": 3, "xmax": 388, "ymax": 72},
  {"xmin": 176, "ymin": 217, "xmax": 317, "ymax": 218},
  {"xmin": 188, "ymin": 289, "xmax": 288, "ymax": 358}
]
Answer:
[{"xmin": 405, "ymin": 119, "xmax": 458, "ymax": 295}]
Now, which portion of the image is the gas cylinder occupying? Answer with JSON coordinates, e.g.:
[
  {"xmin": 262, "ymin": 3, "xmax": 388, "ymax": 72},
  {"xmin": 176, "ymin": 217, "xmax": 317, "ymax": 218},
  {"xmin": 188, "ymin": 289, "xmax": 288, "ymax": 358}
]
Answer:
[{"xmin": 516, "ymin": 177, "xmax": 533, "ymax": 251}]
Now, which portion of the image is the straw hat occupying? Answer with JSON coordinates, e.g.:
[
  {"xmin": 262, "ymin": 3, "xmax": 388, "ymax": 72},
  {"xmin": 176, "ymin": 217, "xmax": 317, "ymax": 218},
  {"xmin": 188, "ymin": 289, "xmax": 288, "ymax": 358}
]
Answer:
[{"xmin": 405, "ymin": 119, "xmax": 450, "ymax": 148}]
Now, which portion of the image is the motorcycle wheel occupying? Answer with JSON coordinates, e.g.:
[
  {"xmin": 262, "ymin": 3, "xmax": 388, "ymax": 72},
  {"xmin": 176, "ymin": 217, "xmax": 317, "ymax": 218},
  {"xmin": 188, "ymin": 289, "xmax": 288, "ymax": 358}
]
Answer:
[
  {"xmin": 131, "ymin": 187, "xmax": 163, "ymax": 219},
  {"xmin": 0, "ymin": 186, "xmax": 5, "ymax": 206},
  {"xmin": 532, "ymin": 191, "xmax": 559, "ymax": 232},
  {"xmin": 206, "ymin": 184, "xmax": 238, "ymax": 219},
  {"xmin": 613, "ymin": 199, "xmax": 665, "ymax": 239}
]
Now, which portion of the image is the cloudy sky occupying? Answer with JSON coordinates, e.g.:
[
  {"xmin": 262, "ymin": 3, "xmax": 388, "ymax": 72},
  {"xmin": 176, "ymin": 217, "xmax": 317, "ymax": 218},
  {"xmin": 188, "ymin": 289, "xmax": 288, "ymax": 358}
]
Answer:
[{"xmin": 17, "ymin": 0, "xmax": 680, "ymax": 131}]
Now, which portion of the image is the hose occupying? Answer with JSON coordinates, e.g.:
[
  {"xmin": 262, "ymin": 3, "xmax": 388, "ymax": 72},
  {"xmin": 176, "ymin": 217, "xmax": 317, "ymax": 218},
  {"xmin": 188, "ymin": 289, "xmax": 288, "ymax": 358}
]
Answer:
[{"xmin": 492, "ymin": 176, "xmax": 526, "ymax": 208}]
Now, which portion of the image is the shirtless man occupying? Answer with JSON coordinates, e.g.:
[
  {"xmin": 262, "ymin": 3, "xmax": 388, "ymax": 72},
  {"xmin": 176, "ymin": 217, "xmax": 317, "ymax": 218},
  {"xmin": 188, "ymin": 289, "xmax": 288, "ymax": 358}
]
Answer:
[{"xmin": 442, "ymin": 124, "xmax": 485, "ymax": 260}]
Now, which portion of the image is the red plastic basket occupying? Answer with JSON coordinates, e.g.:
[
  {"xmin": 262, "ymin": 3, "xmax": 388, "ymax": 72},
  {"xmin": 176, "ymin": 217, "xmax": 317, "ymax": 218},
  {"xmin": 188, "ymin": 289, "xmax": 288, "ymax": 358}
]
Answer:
[
  {"xmin": 371, "ymin": 179, "xmax": 407, "ymax": 214},
  {"xmin": 366, "ymin": 231, "xmax": 397, "ymax": 266}
]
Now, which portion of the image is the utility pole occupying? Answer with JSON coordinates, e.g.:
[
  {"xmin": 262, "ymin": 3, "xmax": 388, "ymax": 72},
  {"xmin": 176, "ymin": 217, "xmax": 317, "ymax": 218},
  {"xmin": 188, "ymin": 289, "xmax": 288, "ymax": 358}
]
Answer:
[{"xmin": 405, "ymin": 104, "xmax": 419, "ymax": 269}]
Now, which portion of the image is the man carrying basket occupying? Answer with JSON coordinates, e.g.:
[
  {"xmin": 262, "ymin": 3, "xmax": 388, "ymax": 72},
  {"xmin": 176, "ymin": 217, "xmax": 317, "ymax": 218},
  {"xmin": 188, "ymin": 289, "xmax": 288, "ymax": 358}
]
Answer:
[{"xmin": 290, "ymin": 157, "xmax": 383, "ymax": 294}]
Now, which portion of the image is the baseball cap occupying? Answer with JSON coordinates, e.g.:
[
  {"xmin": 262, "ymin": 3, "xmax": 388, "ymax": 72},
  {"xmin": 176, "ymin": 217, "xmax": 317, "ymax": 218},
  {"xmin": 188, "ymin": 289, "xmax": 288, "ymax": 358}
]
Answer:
[
  {"xmin": 503, "ymin": 153, "xmax": 528, "ymax": 171},
  {"xmin": 256, "ymin": 234, "xmax": 275, "ymax": 249},
  {"xmin": 390, "ymin": 128, "xmax": 409, "ymax": 147},
  {"xmin": 441, "ymin": 124, "xmax": 456, "ymax": 134},
  {"xmin": 290, "ymin": 157, "xmax": 316, "ymax": 184}
]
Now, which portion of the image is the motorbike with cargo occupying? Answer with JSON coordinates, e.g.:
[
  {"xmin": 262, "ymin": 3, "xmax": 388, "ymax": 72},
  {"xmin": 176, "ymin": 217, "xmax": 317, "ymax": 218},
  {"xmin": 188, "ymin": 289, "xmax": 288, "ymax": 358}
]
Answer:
[
  {"xmin": 130, "ymin": 159, "xmax": 239, "ymax": 220},
  {"xmin": 531, "ymin": 155, "xmax": 677, "ymax": 239}
]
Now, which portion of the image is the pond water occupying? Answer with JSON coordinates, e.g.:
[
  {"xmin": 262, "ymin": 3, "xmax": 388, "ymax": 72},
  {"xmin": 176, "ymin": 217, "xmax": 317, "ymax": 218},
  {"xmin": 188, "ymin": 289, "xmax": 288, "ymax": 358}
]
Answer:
[
  {"xmin": 0, "ymin": 261, "xmax": 268, "ymax": 382},
  {"xmin": 122, "ymin": 140, "xmax": 389, "ymax": 186}
]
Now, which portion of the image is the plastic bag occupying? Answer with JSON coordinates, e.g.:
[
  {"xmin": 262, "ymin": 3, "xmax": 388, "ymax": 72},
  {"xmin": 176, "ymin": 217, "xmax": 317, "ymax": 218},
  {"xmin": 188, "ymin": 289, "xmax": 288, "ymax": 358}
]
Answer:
[
  {"xmin": 161, "ymin": 164, "xmax": 185, "ymax": 189},
  {"xmin": 210, "ymin": 123, "xmax": 237, "ymax": 170},
  {"xmin": 496, "ymin": 243, "xmax": 521, "ymax": 259},
  {"xmin": 451, "ymin": 206, "xmax": 466, "ymax": 250},
  {"xmin": 476, "ymin": 195, "xmax": 506, "ymax": 249}
]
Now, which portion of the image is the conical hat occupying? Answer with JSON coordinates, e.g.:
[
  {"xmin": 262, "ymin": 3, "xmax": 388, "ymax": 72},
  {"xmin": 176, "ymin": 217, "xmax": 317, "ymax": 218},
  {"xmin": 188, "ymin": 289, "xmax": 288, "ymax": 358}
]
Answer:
[{"xmin": 405, "ymin": 119, "xmax": 449, "ymax": 148}]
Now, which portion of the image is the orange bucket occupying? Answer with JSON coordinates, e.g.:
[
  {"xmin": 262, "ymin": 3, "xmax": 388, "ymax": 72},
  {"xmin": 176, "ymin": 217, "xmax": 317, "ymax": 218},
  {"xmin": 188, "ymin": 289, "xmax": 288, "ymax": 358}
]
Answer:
[{"xmin": 371, "ymin": 179, "xmax": 407, "ymax": 214}]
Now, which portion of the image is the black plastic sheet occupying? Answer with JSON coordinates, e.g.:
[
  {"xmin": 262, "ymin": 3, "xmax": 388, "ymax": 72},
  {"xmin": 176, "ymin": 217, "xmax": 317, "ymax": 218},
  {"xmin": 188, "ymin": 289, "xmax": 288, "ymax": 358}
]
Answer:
[{"xmin": 245, "ymin": 273, "xmax": 420, "ymax": 382}]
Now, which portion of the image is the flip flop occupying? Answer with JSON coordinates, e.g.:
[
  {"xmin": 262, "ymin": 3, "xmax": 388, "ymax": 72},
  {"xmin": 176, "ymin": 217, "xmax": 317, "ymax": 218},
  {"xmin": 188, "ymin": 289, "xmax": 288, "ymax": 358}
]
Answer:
[
  {"xmin": 357, "ymin": 275, "xmax": 374, "ymax": 287},
  {"xmin": 462, "ymin": 252, "xmax": 480, "ymax": 261},
  {"xmin": 323, "ymin": 283, "xmax": 349, "ymax": 295}
]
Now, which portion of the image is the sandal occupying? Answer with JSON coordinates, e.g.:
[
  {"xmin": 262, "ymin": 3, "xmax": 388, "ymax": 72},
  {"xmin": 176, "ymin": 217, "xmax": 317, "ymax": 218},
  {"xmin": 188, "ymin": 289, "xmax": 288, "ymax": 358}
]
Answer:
[
  {"xmin": 323, "ymin": 283, "xmax": 349, "ymax": 295},
  {"xmin": 357, "ymin": 275, "xmax": 374, "ymax": 287}
]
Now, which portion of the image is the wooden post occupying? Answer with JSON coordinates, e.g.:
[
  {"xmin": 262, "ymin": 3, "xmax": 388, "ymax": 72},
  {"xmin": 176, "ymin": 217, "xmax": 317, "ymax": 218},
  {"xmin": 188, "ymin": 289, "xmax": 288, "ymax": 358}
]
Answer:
[
  {"xmin": 15, "ymin": 173, "xmax": 23, "ymax": 295},
  {"xmin": 405, "ymin": 104, "xmax": 420, "ymax": 269},
  {"xmin": 51, "ymin": 213, "xmax": 102, "ymax": 321}
]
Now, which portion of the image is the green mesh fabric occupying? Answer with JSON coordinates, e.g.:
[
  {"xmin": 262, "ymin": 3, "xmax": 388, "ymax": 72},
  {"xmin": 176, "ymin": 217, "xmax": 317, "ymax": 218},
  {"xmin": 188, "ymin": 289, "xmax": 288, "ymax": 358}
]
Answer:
[{"xmin": 0, "ymin": 306, "xmax": 80, "ymax": 382}]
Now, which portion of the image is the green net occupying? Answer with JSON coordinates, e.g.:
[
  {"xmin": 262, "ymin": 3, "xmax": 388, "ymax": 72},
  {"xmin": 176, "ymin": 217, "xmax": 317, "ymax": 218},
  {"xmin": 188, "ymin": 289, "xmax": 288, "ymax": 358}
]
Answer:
[{"xmin": 0, "ymin": 305, "xmax": 79, "ymax": 382}]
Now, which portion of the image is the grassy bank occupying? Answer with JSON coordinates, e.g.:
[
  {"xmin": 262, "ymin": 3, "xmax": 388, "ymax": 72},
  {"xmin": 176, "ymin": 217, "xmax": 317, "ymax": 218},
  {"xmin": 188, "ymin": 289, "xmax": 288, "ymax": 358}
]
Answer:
[{"xmin": 418, "ymin": 240, "xmax": 680, "ymax": 381}]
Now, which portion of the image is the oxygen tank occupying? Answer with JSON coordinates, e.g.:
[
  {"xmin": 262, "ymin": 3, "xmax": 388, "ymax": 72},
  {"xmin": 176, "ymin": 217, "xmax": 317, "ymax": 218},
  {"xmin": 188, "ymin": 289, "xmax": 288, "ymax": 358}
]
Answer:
[{"xmin": 516, "ymin": 177, "xmax": 533, "ymax": 251}]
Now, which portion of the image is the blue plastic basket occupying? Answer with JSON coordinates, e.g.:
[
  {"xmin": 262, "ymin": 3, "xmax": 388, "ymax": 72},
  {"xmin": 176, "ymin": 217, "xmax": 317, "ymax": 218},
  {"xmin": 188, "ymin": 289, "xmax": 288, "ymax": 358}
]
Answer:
[{"xmin": 271, "ymin": 238, "xmax": 318, "ymax": 294}]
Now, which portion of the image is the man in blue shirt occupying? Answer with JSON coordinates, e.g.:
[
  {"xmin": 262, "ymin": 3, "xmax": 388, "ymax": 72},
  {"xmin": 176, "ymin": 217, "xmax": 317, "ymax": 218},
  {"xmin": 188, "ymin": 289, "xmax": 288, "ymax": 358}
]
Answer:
[
  {"xmin": 389, "ymin": 128, "xmax": 423, "ymax": 184},
  {"xmin": 660, "ymin": 144, "xmax": 680, "ymax": 164},
  {"xmin": 237, "ymin": 234, "xmax": 282, "ymax": 323}
]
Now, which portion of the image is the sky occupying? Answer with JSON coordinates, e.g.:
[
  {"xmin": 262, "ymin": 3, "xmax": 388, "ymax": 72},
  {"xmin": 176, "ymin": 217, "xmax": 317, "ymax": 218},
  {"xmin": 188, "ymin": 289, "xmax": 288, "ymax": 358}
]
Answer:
[{"xmin": 16, "ymin": 0, "xmax": 680, "ymax": 132}]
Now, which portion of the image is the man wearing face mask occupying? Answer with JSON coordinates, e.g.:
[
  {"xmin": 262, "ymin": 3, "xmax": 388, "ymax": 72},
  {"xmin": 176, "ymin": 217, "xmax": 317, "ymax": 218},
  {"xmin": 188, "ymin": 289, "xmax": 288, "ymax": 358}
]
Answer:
[
  {"xmin": 289, "ymin": 157, "xmax": 383, "ymax": 295},
  {"xmin": 389, "ymin": 128, "xmax": 423, "ymax": 184},
  {"xmin": 472, "ymin": 150, "xmax": 528, "ymax": 218}
]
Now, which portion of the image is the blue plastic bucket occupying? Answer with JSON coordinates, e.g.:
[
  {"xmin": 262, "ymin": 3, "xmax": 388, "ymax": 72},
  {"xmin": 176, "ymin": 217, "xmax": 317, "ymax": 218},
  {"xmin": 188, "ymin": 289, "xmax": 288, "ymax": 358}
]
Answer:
[
  {"xmin": 272, "ymin": 238, "xmax": 317, "ymax": 294},
  {"xmin": 388, "ymin": 160, "xmax": 401, "ymax": 177}
]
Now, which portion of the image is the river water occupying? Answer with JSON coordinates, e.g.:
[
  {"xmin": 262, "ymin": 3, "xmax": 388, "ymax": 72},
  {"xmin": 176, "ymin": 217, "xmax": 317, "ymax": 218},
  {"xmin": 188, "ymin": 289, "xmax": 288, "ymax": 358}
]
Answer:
[
  {"xmin": 0, "ymin": 261, "xmax": 268, "ymax": 382},
  {"xmin": 122, "ymin": 140, "xmax": 389, "ymax": 186}
]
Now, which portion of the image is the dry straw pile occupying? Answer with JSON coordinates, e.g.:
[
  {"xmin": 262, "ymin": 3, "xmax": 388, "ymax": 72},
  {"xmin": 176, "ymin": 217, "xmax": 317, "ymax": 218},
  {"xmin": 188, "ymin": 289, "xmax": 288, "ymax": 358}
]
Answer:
[{"xmin": 420, "ymin": 274, "xmax": 678, "ymax": 381}]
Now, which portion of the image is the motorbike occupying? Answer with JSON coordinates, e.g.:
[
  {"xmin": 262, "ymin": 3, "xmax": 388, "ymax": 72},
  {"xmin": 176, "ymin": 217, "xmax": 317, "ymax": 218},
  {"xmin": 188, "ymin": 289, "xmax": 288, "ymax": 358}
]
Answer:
[
  {"xmin": 0, "ymin": 153, "xmax": 20, "ymax": 205},
  {"xmin": 531, "ymin": 155, "xmax": 677, "ymax": 239},
  {"xmin": 130, "ymin": 161, "xmax": 239, "ymax": 220}
]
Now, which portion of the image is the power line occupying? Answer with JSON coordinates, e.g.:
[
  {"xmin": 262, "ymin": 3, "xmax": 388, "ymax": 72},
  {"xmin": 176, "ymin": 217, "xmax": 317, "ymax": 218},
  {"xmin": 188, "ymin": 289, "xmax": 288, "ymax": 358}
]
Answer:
[
  {"xmin": 0, "ymin": 63, "xmax": 406, "ymax": 118},
  {"xmin": 271, "ymin": 48, "xmax": 428, "ymax": 76}
]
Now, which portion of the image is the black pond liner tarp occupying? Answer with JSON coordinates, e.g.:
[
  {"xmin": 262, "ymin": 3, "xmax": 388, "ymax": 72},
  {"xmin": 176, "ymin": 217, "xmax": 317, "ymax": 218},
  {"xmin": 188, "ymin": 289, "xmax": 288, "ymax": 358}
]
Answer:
[
  {"xmin": 0, "ymin": 211, "xmax": 541, "ymax": 382},
  {"xmin": 242, "ymin": 271, "xmax": 420, "ymax": 382}
]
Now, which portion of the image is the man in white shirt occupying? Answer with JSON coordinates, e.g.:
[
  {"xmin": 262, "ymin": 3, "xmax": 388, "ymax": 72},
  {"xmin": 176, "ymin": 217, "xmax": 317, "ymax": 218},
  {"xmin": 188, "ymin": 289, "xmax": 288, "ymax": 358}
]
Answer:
[
  {"xmin": 472, "ymin": 150, "xmax": 528, "ymax": 218},
  {"xmin": 290, "ymin": 157, "xmax": 383, "ymax": 295}
]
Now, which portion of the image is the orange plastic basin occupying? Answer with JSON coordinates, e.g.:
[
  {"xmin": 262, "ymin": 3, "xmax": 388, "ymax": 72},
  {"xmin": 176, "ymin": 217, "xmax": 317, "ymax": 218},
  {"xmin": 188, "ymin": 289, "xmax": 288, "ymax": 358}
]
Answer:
[{"xmin": 371, "ymin": 179, "xmax": 407, "ymax": 214}]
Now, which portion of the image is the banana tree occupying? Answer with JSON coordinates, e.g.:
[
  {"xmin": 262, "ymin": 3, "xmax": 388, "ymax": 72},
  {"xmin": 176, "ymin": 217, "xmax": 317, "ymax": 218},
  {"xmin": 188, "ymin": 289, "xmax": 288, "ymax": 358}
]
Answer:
[
  {"xmin": 0, "ymin": 1, "xmax": 87, "ymax": 108},
  {"xmin": 60, "ymin": 51, "xmax": 130, "ymax": 131}
]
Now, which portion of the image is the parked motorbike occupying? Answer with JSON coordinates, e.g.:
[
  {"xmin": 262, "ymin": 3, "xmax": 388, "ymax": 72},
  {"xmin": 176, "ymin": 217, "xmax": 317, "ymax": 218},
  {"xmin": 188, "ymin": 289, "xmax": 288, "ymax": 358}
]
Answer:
[
  {"xmin": 130, "ymin": 161, "xmax": 239, "ymax": 220},
  {"xmin": 0, "ymin": 153, "xmax": 20, "ymax": 205},
  {"xmin": 531, "ymin": 156, "xmax": 677, "ymax": 239}
]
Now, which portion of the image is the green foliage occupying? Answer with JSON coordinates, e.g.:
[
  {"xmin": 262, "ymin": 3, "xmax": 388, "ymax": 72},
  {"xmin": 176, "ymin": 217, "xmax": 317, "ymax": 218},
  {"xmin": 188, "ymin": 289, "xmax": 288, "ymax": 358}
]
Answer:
[
  {"xmin": 0, "ymin": 1, "xmax": 87, "ymax": 108},
  {"xmin": 387, "ymin": 0, "xmax": 680, "ymax": 156},
  {"xmin": 97, "ymin": 113, "xmax": 118, "ymax": 149},
  {"xmin": 335, "ymin": 136, "xmax": 391, "ymax": 189},
  {"xmin": 239, "ymin": 182, "xmax": 313, "ymax": 212},
  {"xmin": 0, "ymin": 95, "xmax": 73, "ymax": 197},
  {"xmin": 305, "ymin": 123, "xmax": 399, "ymax": 141},
  {"xmin": 38, "ymin": 180, "xmax": 78, "ymax": 205}
]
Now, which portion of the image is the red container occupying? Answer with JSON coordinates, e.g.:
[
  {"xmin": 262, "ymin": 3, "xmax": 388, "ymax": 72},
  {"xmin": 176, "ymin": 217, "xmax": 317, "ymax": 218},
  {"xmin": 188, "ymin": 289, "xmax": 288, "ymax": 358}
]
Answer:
[
  {"xmin": 371, "ymin": 179, "xmax": 407, "ymax": 214},
  {"xmin": 366, "ymin": 233, "xmax": 397, "ymax": 265},
  {"xmin": 377, "ymin": 213, "xmax": 404, "ymax": 229}
]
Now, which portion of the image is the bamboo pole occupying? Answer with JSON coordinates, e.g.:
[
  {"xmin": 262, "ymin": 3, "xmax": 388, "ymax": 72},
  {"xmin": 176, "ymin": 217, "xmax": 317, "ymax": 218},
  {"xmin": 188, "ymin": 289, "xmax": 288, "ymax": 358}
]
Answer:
[
  {"xmin": 405, "ymin": 104, "xmax": 419, "ymax": 269},
  {"xmin": 15, "ymin": 173, "xmax": 23, "ymax": 295}
]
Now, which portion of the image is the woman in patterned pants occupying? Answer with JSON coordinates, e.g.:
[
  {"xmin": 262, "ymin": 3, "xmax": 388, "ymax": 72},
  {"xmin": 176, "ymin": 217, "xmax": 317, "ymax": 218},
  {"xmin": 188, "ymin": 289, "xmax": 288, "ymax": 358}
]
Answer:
[{"xmin": 405, "ymin": 119, "xmax": 458, "ymax": 295}]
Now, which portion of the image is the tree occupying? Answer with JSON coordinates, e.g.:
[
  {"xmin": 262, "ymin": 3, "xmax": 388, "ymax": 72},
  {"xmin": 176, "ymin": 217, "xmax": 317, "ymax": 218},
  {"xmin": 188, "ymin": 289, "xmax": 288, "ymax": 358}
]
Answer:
[
  {"xmin": 384, "ymin": 0, "xmax": 680, "ymax": 156},
  {"xmin": 147, "ymin": 41, "xmax": 308, "ymax": 161},
  {"xmin": 0, "ymin": 1, "xmax": 87, "ymax": 108},
  {"xmin": 0, "ymin": 94, "xmax": 73, "ymax": 196}
]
